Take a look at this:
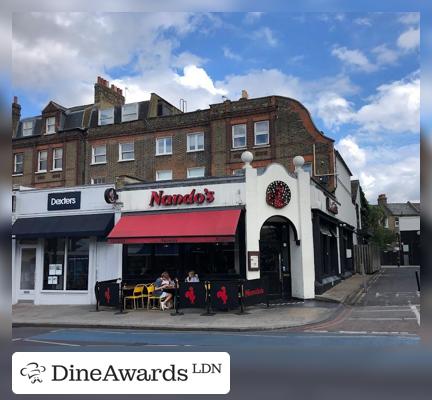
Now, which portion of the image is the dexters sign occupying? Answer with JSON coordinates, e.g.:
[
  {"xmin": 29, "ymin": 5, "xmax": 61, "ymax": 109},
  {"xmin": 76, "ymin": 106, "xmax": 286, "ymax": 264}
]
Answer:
[{"xmin": 48, "ymin": 192, "xmax": 81, "ymax": 211}]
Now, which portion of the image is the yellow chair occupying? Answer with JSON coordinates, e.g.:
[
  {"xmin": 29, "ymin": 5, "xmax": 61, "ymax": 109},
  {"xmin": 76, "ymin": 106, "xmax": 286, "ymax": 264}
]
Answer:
[
  {"xmin": 123, "ymin": 284, "xmax": 146, "ymax": 310},
  {"xmin": 146, "ymin": 284, "xmax": 162, "ymax": 310}
]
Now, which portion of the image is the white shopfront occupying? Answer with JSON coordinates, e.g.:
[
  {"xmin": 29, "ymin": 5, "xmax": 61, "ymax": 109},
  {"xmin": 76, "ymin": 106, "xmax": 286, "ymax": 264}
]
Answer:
[{"xmin": 12, "ymin": 185, "xmax": 120, "ymax": 305}]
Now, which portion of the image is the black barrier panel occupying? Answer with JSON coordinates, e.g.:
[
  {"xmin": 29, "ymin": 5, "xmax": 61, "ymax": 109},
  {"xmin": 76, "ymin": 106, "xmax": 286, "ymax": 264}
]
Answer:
[
  {"xmin": 178, "ymin": 282, "xmax": 207, "ymax": 309},
  {"xmin": 242, "ymin": 279, "xmax": 268, "ymax": 307},
  {"xmin": 210, "ymin": 281, "xmax": 239, "ymax": 310},
  {"xmin": 97, "ymin": 282, "xmax": 120, "ymax": 308}
]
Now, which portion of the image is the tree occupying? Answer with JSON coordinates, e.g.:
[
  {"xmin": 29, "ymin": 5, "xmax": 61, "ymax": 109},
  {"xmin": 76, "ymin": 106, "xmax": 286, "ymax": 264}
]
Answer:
[{"xmin": 367, "ymin": 205, "xmax": 397, "ymax": 249}]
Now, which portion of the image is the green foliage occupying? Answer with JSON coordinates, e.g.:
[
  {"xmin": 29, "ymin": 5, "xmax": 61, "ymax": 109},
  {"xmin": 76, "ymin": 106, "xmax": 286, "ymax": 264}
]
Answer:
[{"xmin": 367, "ymin": 204, "xmax": 397, "ymax": 249}]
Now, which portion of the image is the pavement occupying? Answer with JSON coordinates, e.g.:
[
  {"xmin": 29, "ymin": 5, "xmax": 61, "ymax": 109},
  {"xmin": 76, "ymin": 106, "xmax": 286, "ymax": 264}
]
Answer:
[{"xmin": 12, "ymin": 270, "xmax": 405, "ymax": 331}]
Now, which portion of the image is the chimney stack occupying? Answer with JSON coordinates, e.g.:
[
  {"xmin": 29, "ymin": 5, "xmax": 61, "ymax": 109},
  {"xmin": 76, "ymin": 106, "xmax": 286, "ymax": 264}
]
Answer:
[
  {"xmin": 94, "ymin": 76, "xmax": 125, "ymax": 108},
  {"xmin": 240, "ymin": 89, "xmax": 249, "ymax": 100},
  {"xmin": 377, "ymin": 194, "xmax": 387, "ymax": 206},
  {"xmin": 12, "ymin": 96, "xmax": 21, "ymax": 137}
]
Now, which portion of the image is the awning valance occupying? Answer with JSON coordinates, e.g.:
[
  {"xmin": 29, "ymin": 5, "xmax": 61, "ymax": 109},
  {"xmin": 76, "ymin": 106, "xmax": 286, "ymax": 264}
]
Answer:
[
  {"xmin": 12, "ymin": 213, "xmax": 114, "ymax": 238},
  {"xmin": 107, "ymin": 209, "xmax": 241, "ymax": 244}
]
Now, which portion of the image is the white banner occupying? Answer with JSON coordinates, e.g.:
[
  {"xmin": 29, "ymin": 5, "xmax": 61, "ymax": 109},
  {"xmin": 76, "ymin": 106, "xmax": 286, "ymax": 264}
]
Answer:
[{"xmin": 13, "ymin": 352, "xmax": 230, "ymax": 394}]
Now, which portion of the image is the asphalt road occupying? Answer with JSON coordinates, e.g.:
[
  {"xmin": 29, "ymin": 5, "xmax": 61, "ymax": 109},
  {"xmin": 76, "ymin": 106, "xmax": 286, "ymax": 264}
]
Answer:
[
  {"xmin": 10, "ymin": 266, "xmax": 425, "ymax": 399},
  {"xmin": 304, "ymin": 266, "xmax": 420, "ymax": 335}
]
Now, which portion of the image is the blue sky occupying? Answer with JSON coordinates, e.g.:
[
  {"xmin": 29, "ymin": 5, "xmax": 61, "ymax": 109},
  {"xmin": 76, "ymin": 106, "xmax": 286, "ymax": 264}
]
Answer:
[{"xmin": 12, "ymin": 12, "xmax": 420, "ymax": 202}]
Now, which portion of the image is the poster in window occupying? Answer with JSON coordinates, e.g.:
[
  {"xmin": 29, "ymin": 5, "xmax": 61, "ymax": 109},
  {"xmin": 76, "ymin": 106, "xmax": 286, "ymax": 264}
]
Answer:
[
  {"xmin": 248, "ymin": 252, "xmax": 260, "ymax": 271},
  {"xmin": 48, "ymin": 276, "xmax": 53, "ymax": 285},
  {"xmin": 49, "ymin": 264, "xmax": 62, "ymax": 275},
  {"xmin": 55, "ymin": 265, "xmax": 63, "ymax": 275}
]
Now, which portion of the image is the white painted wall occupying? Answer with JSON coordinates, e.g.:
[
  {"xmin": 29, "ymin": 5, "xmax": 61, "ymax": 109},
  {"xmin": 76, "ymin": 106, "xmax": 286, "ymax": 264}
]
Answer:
[{"xmin": 399, "ymin": 216, "xmax": 420, "ymax": 232}]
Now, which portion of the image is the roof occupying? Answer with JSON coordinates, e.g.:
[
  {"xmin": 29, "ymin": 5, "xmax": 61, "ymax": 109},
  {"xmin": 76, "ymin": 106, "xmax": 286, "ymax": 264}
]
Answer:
[
  {"xmin": 88, "ymin": 101, "xmax": 150, "ymax": 128},
  {"xmin": 384, "ymin": 202, "xmax": 420, "ymax": 216}
]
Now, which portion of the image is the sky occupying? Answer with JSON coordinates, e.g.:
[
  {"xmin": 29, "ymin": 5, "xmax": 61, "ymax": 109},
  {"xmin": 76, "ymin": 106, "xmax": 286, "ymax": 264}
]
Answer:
[{"xmin": 11, "ymin": 12, "xmax": 420, "ymax": 204}]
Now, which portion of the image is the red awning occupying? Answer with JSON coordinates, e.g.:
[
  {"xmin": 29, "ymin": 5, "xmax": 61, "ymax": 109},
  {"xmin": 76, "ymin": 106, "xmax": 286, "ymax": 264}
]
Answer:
[{"xmin": 107, "ymin": 209, "xmax": 241, "ymax": 244}]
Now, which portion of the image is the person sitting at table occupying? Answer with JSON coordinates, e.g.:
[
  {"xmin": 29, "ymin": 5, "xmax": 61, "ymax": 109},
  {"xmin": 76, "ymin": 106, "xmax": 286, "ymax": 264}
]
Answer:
[
  {"xmin": 185, "ymin": 270, "xmax": 199, "ymax": 283},
  {"xmin": 154, "ymin": 271, "xmax": 174, "ymax": 310}
]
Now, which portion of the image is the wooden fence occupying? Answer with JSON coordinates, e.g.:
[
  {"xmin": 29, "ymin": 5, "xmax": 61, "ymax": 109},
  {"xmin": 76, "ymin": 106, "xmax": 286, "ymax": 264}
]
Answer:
[{"xmin": 353, "ymin": 244, "xmax": 381, "ymax": 274}]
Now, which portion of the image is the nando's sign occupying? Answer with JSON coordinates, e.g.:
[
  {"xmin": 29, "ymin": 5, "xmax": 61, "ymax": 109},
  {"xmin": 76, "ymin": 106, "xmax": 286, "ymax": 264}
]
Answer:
[{"xmin": 149, "ymin": 188, "xmax": 215, "ymax": 207}]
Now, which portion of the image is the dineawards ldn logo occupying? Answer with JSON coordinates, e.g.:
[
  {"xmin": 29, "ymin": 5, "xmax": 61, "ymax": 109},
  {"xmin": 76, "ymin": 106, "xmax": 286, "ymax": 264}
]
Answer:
[
  {"xmin": 20, "ymin": 362, "xmax": 47, "ymax": 383},
  {"xmin": 12, "ymin": 352, "xmax": 230, "ymax": 395}
]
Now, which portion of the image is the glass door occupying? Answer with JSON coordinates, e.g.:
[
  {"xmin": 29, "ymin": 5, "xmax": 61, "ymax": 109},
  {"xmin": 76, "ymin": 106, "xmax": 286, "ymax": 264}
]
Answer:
[{"xmin": 19, "ymin": 247, "xmax": 37, "ymax": 300}]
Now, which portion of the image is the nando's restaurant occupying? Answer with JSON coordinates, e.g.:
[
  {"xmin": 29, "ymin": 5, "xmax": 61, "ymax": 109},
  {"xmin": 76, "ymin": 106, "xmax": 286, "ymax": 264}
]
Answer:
[{"xmin": 105, "ymin": 153, "xmax": 360, "ymax": 300}]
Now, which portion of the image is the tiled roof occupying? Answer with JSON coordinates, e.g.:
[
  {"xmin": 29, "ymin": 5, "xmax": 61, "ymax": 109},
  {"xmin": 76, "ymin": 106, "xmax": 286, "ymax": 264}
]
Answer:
[{"xmin": 385, "ymin": 202, "xmax": 420, "ymax": 216}]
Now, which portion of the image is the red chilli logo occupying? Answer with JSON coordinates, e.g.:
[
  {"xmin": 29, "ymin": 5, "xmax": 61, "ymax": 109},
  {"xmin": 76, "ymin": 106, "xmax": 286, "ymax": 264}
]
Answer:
[
  {"xmin": 149, "ymin": 188, "xmax": 215, "ymax": 207},
  {"xmin": 216, "ymin": 286, "xmax": 228, "ymax": 304},
  {"xmin": 104, "ymin": 287, "xmax": 111, "ymax": 304},
  {"xmin": 185, "ymin": 286, "xmax": 196, "ymax": 304}
]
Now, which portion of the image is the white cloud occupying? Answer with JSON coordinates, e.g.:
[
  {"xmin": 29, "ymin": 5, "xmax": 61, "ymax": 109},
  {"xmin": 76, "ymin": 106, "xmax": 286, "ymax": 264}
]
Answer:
[
  {"xmin": 253, "ymin": 27, "xmax": 278, "ymax": 47},
  {"xmin": 355, "ymin": 74, "xmax": 419, "ymax": 134},
  {"xmin": 331, "ymin": 46, "xmax": 377, "ymax": 72},
  {"xmin": 397, "ymin": 27, "xmax": 420, "ymax": 51},
  {"xmin": 222, "ymin": 46, "xmax": 242, "ymax": 61},
  {"xmin": 398, "ymin": 12, "xmax": 420, "ymax": 25},
  {"xmin": 353, "ymin": 17, "xmax": 371, "ymax": 26},
  {"xmin": 244, "ymin": 12, "xmax": 263, "ymax": 24},
  {"xmin": 372, "ymin": 44, "xmax": 399, "ymax": 66},
  {"xmin": 315, "ymin": 92, "xmax": 354, "ymax": 130},
  {"xmin": 337, "ymin": 139, "xmax": 419, "ymax": 203},
  {"xmin": 175, "ymin": 65, "xmax": 227, "ymax": 96}
]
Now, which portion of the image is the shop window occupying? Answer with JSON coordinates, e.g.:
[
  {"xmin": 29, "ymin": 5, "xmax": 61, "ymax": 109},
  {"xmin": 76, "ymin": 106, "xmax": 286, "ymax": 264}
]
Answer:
[
  {"xmin": 42, "ymin": 237, "xmax": 89, "ymax": 291},
  {"xmin": 121, "ymin": 103, "xmax": 138, "ymax": 122},
  {"xmin": 52, "ymin": 148, "xmax": 63, "ymax": 171},
  {"xmin": 254, "ymin": 120, "xmax": 269, "ymax": 146},
  {"xmin": 13, "ymin": 153, "xmax": 24, "ymax": 174},
  {"xmin": 66, "ymin": 238, "xmax": 89, "ymax": 290},
  {"xmin": 118, "ymin": 142, "xmax": 134, "ymax": 161},
  {"xmin": 43, "ymin": 238, "xmax": 66, "ymax": 290},
  {"xmin": 46, "ymin": 116, "xmax": 56, "ymax": 134},
  {"xmin": 92, "ymin": 144, "xmax": 107, "ymax": 164},
  {"xmin": 22, "ymin": 120, "xmax": 33, "ymax": 137},
  {"xmin": 98, "ymin": 108, "xmax": 114, "ymax": 125},
  {"xmin": 395, "ymin": 217, "xmax": 399, "ymax": 228},
  {"xmin": 156, "ymin": 137, "xmax": 172, "ymax": 156},
  {"xmin": 187, "ymin": 132, "xmax": 204, "ymax": 152},
  {"xmin": 156, "ymin": 170, "xmax": 172, "ymax": 181},
  {"xmin": 232, "ymin": 124, "xmax": 246, "ymax": 149},
  {"xmin": 187, "ymin": 167, "xmax": 205, "ymax": 179},
  {"xmin": 232, "ymin": 169, "xmax": 245, "ymax": 176},
  {"xmin": 37, "ymin": 150, "xmax": 48, "ymax": 172}
]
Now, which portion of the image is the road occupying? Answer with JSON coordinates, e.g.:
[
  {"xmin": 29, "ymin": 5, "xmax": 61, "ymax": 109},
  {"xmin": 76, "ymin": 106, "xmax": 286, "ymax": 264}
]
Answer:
[{"xmin": 11, "ymin": 266, "xmax": 426, "ymax": 399}]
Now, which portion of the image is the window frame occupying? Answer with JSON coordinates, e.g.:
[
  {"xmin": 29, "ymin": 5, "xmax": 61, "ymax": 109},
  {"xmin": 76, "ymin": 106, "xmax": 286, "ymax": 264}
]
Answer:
[
  {"xmin": 155, "ymin": 137, "xmax": 173, "ymax": 156},
  {"xmin": 13, "ymin": 153, "xmax": 24, "ymax": 175},
  {"xmin": 45, "ymin": 116, "xmax": 56, "ymax": 134},
  {"xmin": 37, "ymin": 150, "xmax": 48, "ymax": 173},
  {"xmin": 232, "ymin": 124, "xmax": 247, "ymax": 149},
  {"xmin": 91, "ymin": 177, "xmax": 106, "ymax": 185},
  {"xmin": 52, "ymin": 147, "xmax": 63, "ymax": 171},
  {"xmin": 187, "ymin": 167, "xmax": 205, "ymax": 179},
  {"xmin": 118, "ymin": 142, "xmax": 135, "ymax": 162},
  {"xmin": 187, "ymin": 132, "xmax": 205, "ymax": 152},
  {"xmin": 254, "ymin": 120, "xmax": 270, "ymax": 146},
  {"xmin": 98, "ymin": 108, "xmax": 114, "ymax": 126},
  {"xmin": 121, "ymin": 103, "xmax": 139, "ymax": 122},
  {"xmin": 155, "ymin": 170, "xmax": 173, "ymax": 181},
  {"xmin": 22, "ymin": 120, "xmax": 33, "ymax": 137},
  {"xmin": 91, "ymin": 144, "xmax": 107, "ymax": 165}
]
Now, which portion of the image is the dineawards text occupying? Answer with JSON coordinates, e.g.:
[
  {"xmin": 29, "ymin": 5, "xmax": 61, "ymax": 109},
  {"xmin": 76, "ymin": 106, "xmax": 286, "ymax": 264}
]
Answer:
[{"xmin": 52, "ymin": 364, "xmax": 189, "ymax": 382}]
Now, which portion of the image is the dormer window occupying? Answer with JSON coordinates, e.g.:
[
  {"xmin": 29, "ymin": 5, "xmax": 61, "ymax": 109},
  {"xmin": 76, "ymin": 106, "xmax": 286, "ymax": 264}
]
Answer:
[
  {"xmin": 46, "ymin": 116, "xmax": 56, "ymax": 134},
  {"xmin": 22, "ymin": 121, "xmax": 33, "ymax": 137},
  {"xmin": 121, "ymin": 103, "xmax": 138, "ymax": 122},
  {"xmin": 98, "ymin": 108, "xmax": 114, "ymax": 126}
]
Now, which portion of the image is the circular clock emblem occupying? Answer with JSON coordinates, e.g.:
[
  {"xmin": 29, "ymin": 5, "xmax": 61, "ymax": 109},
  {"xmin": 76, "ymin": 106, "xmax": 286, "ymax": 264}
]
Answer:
[{"xmin": 266, "ymin": 181, "xmax": 291, "ymax": 209}]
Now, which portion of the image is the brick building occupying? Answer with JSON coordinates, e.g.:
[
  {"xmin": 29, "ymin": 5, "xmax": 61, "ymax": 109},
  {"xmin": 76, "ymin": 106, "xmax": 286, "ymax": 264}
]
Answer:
[{"xmin": 13, "ymin": 77, "xmax": 336, "ymax": 191}]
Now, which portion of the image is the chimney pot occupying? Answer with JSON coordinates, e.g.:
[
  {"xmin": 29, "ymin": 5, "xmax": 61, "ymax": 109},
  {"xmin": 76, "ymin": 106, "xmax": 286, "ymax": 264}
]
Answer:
[
  {"xmin": 241, "ymin": 89, "xmax": 249, "ymax": 100},
  {"xmin": 13, "ymin": 96, "xmax": 18, "ymax": 104}
]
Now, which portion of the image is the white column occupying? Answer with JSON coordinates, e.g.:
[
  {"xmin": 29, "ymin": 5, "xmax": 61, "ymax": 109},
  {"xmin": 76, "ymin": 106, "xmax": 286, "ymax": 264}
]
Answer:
[{"xmin": 293, "ymin": 157, "xmax": 315, "ymax": 299}]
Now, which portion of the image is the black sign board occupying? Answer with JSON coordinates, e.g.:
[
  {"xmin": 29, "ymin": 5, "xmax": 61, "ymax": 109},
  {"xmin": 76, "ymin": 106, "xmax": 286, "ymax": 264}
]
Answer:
[
  {"xmin": 48, "ymin": 191, "xmax": 81, "ymax": 211},
  {"xmin": 210, "ymin": 281, "xmax": 240, "ymax": 311},
  {"xmin": 242, "ymin": 279, "xmax": 268, "ymax": 307},
  {"xmin": 177, "ymin": 282, "xmax": 207, "ymax": 309},
  {"xmin": 96, "ymin": 281, "xmax": 120, "ymax": 308}
]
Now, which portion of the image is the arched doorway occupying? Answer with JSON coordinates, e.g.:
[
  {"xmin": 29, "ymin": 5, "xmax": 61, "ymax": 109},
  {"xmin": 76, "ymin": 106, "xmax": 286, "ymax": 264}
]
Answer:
[{"xmin": 259, "ymin": 216, "xmax": 298, "ymax": 299}]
